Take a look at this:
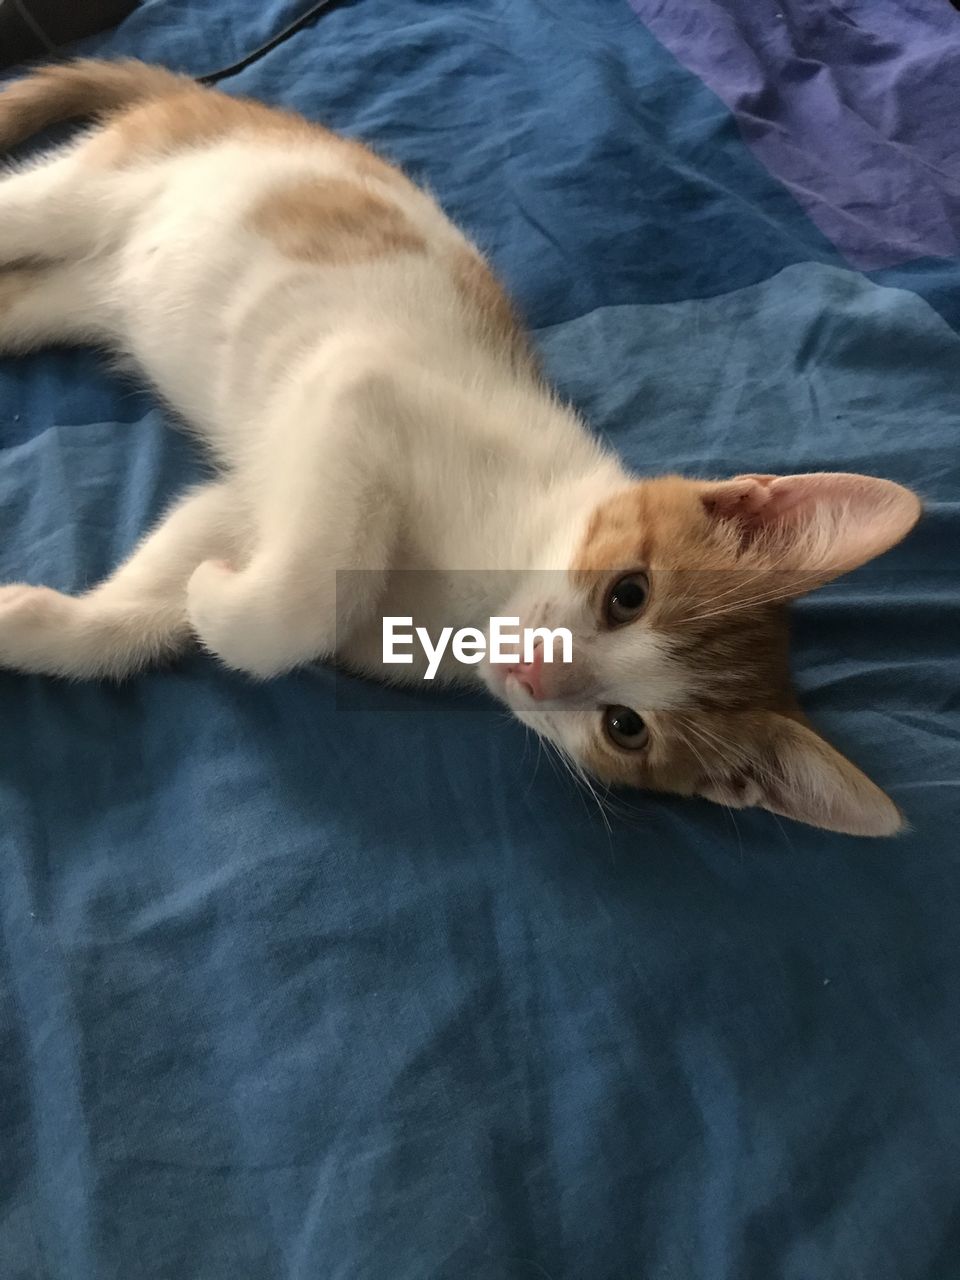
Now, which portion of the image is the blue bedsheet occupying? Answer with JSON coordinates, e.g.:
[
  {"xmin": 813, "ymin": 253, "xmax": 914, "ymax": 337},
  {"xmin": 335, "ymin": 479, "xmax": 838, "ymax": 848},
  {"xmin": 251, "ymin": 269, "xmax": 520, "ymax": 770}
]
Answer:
[{"xmin": 2, "ymin": 2, "xmax": 959, "ymax": 1276}]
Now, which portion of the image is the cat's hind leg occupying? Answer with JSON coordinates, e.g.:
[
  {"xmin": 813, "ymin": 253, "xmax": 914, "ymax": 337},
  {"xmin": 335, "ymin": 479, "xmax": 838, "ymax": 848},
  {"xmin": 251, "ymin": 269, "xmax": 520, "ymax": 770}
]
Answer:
[
  {"xmin": 184, "ymin": 356, "xmax": 405, "ymax": 678},
  {"xmin": 0, "ymin": 483, "xmax": 240, "ymax": 678},
  {"xmin": 0, "ymin": 260, "xmax": 117, "ymax": 353},
  {"xmin": 185, "ymin": 489, "xmax": 395, "ymax": 680},
  {"xmin": 0, "ymin": 145, "xmax": 119, "ymax": 264}
]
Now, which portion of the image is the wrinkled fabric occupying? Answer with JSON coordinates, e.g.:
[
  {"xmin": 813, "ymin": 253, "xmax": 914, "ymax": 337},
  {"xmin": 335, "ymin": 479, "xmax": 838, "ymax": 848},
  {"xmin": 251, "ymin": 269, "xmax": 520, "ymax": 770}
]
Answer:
[
  {"xmin": 629, "ymin": 0, "xmax": 960, "ymax": 269},
  {"xmin": 1, "ymin": 2, "xmax": 959, "ymax": 1278}
]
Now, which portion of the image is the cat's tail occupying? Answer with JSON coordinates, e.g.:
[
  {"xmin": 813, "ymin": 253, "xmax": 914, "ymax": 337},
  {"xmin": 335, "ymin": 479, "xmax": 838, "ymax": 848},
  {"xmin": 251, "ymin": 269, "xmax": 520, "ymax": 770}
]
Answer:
[{"xmin": 0, "ymin": 58, "xmax": 191, "ymax": 152}]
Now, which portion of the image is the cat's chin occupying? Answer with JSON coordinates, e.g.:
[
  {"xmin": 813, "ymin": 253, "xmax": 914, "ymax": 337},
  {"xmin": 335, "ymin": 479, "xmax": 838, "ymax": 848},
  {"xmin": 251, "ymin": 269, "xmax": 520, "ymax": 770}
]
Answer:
[
  {"xmin": 479, "ymin": 662, "xmax": 542, "ymax": 722},
  {"xmin": 480, "ymin": 661, "xmax": 520, "ymax": 704}
]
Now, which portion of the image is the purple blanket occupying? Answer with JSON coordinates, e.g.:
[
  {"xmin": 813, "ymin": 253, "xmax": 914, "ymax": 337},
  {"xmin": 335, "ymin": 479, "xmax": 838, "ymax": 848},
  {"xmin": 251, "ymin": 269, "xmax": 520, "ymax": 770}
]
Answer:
[{"xmin": 631, "ymin": 0, "xmax": 960, "ymax": 268}]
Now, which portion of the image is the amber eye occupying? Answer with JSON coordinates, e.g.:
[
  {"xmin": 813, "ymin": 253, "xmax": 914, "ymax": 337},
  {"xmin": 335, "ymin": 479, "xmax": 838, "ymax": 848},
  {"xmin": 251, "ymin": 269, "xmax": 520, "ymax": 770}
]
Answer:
[
  {"xmin": 603, "ymin": 706, "xmax": 649, "ymax": 751},
  {"xmin": 605, "ymin": 572, "xmax": 649, "ymax": 626}
]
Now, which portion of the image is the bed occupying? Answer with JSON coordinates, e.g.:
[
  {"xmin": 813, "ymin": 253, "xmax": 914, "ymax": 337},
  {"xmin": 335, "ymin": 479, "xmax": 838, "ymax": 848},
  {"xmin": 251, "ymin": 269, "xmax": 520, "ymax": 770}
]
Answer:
[{"xmin": 2, "ymin": 2, "xmax": 958, "ymax": 1276}]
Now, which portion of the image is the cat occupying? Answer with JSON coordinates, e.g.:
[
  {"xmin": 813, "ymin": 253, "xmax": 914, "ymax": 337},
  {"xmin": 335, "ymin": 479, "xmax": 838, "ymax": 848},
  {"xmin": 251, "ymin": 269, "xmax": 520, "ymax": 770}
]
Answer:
[{"xmin": 0, "ymin": 60, "xmax": 921, "ymax": 835}]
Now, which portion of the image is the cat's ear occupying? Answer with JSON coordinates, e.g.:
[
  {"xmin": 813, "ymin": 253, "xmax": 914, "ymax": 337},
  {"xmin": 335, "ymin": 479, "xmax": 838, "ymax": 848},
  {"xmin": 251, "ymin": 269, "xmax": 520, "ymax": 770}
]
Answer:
[
  {"xmin": 699, "ymin": 713, "xmax": 904, "ymax": 836},
  {"xmin": 700, "ymin": 472, "xmax": 921, "ymax": 586}
]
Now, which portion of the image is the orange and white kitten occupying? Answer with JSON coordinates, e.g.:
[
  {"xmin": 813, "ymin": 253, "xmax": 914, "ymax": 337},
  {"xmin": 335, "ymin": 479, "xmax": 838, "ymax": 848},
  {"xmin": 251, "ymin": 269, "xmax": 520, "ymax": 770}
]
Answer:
[{"xmin": 0, "ymin": 61, "xmax": 921, "ymax": 834}]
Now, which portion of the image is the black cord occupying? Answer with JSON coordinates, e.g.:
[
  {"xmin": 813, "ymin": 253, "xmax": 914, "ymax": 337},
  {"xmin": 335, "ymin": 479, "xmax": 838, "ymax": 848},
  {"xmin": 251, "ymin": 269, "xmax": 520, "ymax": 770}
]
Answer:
[
  {"xmin": 7, "ymin": 0, "xmax": 350, "ymax": 83},
  {"xmin": 198, "ymin": 0, "xmax": 351, "ymax": 85}
]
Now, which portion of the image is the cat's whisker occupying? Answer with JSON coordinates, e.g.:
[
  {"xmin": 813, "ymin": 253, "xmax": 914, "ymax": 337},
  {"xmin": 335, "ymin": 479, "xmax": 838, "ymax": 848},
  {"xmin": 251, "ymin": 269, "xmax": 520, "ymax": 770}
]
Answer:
[
  {"xmin": 543, "ymin": 735, "xmax": 614, "ymax": 835},
  {"xmin": 572, "ymin": 761, "xmax": 614, "ymax": 835},
  {"xmin": 672, "ymin": 577, "xmax": 815, "ymax": 627},
  {"xmin": 522, "ymin": 727, "xmax": 545, "ymax": 797},
  {"xmin": 540, "ymin": 736, "xmax": 568, "ymax": 792},
  {"xmin": 674, "ymin": 713, "xmax": 784, "ymax": 797},
  {"xmin": 569, "ymin": 760, "xmax": 618, "ymax": 844},
  {"xmin": 670, "ymin": 564, "xmax": 825, "ymax": 627},
  {"xmin": 592, "ymin": 786, "xmax": 649, "ymax": 824},
  {"xmin": 671, "ymin": 718, "xmax": 746, "ymax": 857},
  {"xmin": 672, "ymin": 718, "xmax": 719, "ymax": 783}
]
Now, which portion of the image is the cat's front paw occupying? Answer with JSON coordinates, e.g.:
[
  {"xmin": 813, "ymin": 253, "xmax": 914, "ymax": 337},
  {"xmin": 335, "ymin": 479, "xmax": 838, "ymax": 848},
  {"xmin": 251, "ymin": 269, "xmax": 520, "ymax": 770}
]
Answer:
[
  {"xmin": 186, "ymin": 560, "xmax": 287, "ymax": 678},
  {"xmin": 186, "ymin": 560, "xmax": 334, "ymax": 679},
  {"xmin": 0, "ymin": 583, "xmax": 74, "ymax": 670}
]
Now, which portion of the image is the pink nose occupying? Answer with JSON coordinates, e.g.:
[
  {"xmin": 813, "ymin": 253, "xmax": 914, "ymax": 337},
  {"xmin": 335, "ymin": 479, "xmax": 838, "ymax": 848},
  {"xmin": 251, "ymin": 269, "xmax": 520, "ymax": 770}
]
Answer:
[{"xmin": 504, "ymin": 645, "xmax": 546, "ymax": 700}]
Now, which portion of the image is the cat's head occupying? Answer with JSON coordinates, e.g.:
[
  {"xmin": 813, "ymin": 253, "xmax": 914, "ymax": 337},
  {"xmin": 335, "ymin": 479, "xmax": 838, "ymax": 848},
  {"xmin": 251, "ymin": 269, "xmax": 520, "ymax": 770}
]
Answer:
[{"xmin": 483, "ymin": 472, "xmax": 921, "ymax": 836}]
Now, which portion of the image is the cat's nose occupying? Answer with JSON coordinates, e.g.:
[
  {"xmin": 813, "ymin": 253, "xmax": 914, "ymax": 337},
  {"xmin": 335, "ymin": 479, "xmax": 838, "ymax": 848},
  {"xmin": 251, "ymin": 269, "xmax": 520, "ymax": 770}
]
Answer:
[{"xmin": 504, "ymin": 644, "xmax": 546, "ymax": 700}]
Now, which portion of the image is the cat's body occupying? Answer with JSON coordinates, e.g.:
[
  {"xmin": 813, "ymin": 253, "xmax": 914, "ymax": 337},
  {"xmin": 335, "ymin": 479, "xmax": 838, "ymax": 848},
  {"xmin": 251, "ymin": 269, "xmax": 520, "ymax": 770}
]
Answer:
[{"xmin": 0, "ymin": 61, "xmax": 922, "ymax": 834}]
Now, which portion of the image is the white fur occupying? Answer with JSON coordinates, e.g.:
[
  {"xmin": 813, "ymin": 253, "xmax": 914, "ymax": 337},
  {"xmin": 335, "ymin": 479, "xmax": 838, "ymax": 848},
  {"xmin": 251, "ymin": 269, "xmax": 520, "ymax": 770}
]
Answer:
[
  {"xmin": 0, "ymin": 128, "xmax": 634, "ymax": 688},
  {"xmin": 0, "ymin": 100, "xmax": 917, "ymax": 834}
]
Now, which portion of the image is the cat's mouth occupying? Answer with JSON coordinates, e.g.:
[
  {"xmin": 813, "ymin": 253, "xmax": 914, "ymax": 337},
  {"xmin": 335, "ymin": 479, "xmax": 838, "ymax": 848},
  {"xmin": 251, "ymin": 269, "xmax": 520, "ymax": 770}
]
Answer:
[
  {"xmin": 482, "ymin": 645, "xmax": 588, "ymax": 708},
  {"xmin": 482, "ymin": 657, "xmax": 549, "ymax": 707}
]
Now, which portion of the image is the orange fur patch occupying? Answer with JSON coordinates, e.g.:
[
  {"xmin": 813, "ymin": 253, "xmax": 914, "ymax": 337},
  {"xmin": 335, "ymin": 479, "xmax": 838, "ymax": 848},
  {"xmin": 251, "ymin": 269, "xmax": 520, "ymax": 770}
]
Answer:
[
  {"xmin": 571, "ymin": 477, "xmax": 741, "ymax": 581},
  {"xmin": 571, "ymin": 477, "xmax": 797, "ymax": 789},
  {"xmin": 449, "ymin": 248, "xmax": 537, "ymax": 371},
  {"xmin": 581, "ymin": 703, "xmax": 799, "ymax": 795},
  {"xmin": 0, "ymin": 267, "xmax": 38, "ymax": 303},
  {"xmin": 0, "ymin": 59, "xmax": 185, "ymax": 151},
  {"xmin": 248, "ymin": 177, "xmax": 426, "ymax": 264},
  {"xmin": 83, "ymin": 83, "xmax": 412, "ymax": 191},
  {"xmin": 571, "ymin": 487, "xmax": 656, "ymax": 601}
]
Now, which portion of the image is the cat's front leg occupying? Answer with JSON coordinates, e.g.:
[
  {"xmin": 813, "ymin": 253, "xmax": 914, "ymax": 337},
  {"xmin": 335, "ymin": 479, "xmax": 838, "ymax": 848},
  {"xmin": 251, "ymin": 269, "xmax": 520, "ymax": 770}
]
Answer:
[
  {"xmin": 185, "ymin": 349, "xmax": 409, "ymax": 678},
  {"xmin": 185, "ymin": 556, "xmax": 389, "ymax": 679},
  {"xmin": 0, "ymin": 482, "xmax": 238, "ymax": 678}
]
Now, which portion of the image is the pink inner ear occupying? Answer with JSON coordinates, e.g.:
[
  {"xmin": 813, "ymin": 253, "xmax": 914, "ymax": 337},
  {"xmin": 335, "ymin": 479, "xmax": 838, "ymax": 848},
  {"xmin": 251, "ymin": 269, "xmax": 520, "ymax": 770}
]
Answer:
[
  {"xmin": 700, "ymin": 472, "xmax": 922, "ymax": 576},
  {"xmin": 701, "ymin": 475, "xmax": 779, "ymax": 524}
]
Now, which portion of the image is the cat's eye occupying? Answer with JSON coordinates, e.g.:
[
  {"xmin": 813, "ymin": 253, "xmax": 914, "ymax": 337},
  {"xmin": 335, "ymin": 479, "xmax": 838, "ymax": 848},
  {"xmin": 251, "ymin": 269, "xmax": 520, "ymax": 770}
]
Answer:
[
  {"xmin": 605, "ymin": 572, "xmax": 649, "ymax": 626},
  {"xmin": 603, "ymin": 706, "xmax": 649, "ymax": 751}
]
